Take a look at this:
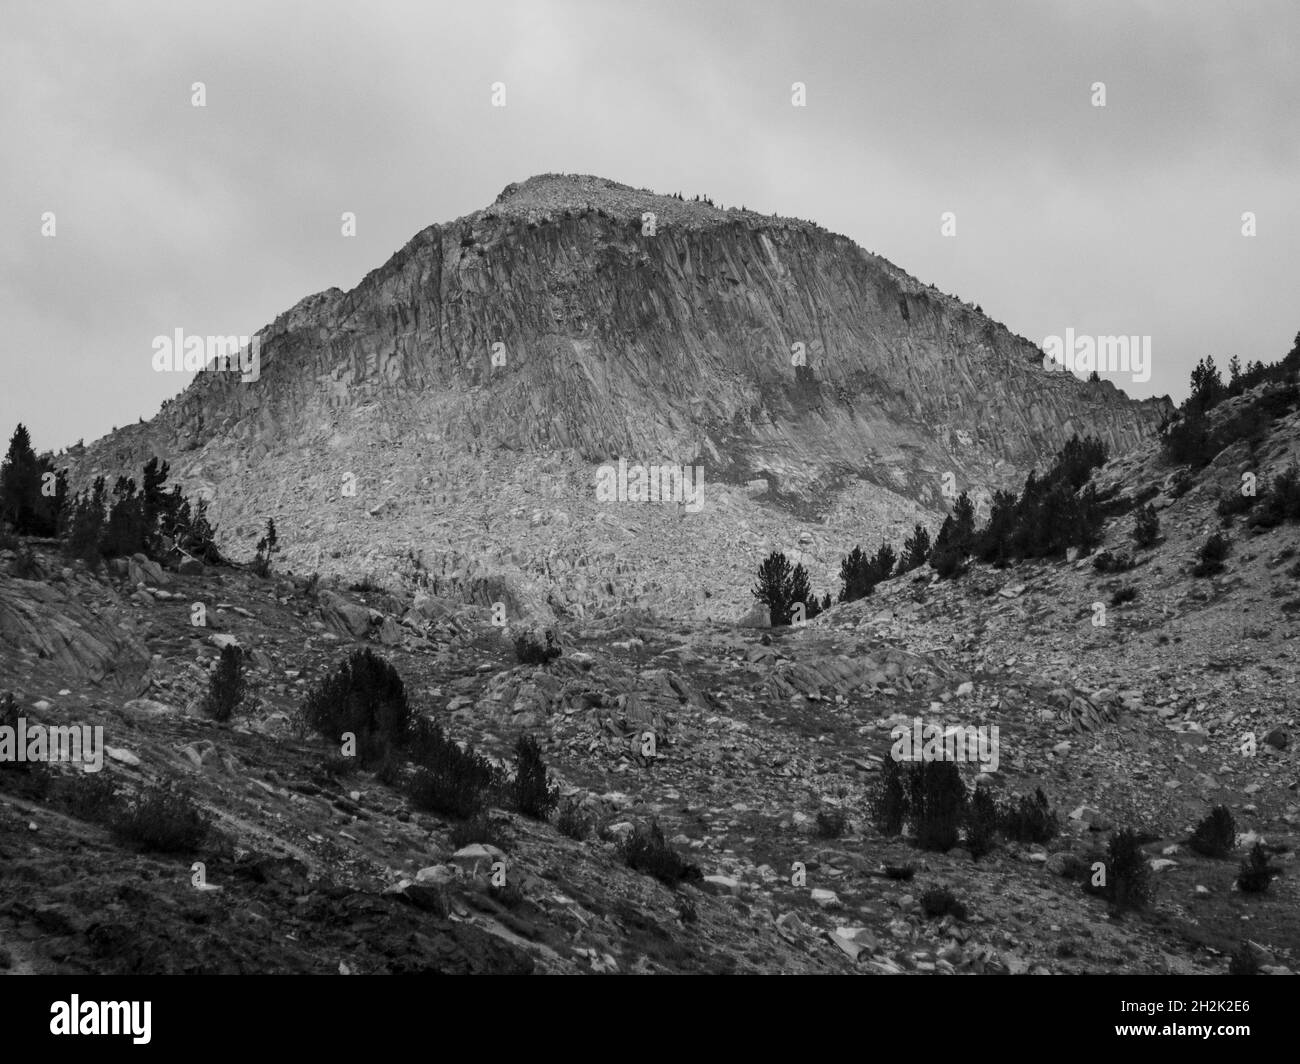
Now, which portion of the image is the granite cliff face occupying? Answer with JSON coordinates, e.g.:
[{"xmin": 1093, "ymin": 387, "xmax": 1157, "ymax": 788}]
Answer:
[{"xmin": 70, "ymin": 174, "xmax": 1172, "ymax": 618}]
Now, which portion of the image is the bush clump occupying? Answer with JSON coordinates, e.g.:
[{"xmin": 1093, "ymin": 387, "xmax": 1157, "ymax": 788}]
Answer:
[
  {"xmin": 1217, "ymin": 489, "xmax": 1256, "ymax": 522},
  {"xmin": 1236, "ymin": 842, "xmax": 1279, "ymax": 894},
  {"xmin": 1188, "ymin": 805, "xmax": 1236, "ymax": 858},
  {"xmin": 449, "ymin": 811, "xmax": 508, "ymax": 850},
  {"xmin": 56, "ymin": 769, "xmax": 117, "ymax": 823},
  {"xmin": 1100, "ymin": 828, "xmax": 1153, "ymax": 913},
  {"xmin": 920, "ymin": 887, "xmax": 968, "ymax": 920},
  {"xmin": 909, "ymin": 760, "xmax": 967, "ymax": 852},
  {"xmin": 619, "ymin": 821, "xmax": 702, "ymax": 886},
  {"xmin": 0, "ymin": 693, "xmax": 52, "ymax": 800},
  {"xmin": 513, "ymin": 629, "xmax": 562, "ymax": 665},
  {"xmin": 1132, "ymin": 503, "xmax": 1161, "ymax": 547},
  {"xmin": 405, "ymin": 717, "xmax": 498, "ymax": 820},
  {"xmin": 1110, "ymin": 585, "xmax": 1139, "ymax": 607},
  {"xmin": 301, "ymin": 648, "xmax": 411, "ymax": 766},
  {"xmin": 1000, "ymin": 788, "xmax": 1059, "ymax": 844},
  {"xmin": 815, "ymin": 807, "xmax": 848, "ymax": 838},
  {"xmin": 1248, "ymin": 464, "xmax": 1300, "ymax": 530},
  {"xmin": 1228, "ymin": 944, "xmax": 1260, "ymax": 976},
  {"xmin": 1192, "ymin": 533, "xmax": 1230, "ymax": 577},
  {"xmin": 111, "ymin": 780, "xmax": 209, "ymax": 853},
  {"xmin": 509, "ymin": 734, "xmax": 559, "ymax": 820},
  {"xmin": 965, "ymin": 781, "xmax": 999, "ymax": 860},
  {"xmin": 203, "ymin": 643, "xmax": 246, "ymax": 722},
  {"xmin": 555, "ymin": 799, "xmax": 590, "ymax": 841},
  {"xmin": 1093, "ymin": 550, "xmax": 1134, "ymax": 574},
  {"xmin": 870, "ymin": 756, "xmax": 908, "ymax": 837}
]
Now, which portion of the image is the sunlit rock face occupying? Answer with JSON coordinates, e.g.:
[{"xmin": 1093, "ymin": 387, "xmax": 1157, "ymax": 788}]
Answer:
[{"xmin": 68, "ymin": 174, "xmax": 1171, "ymax": 619}]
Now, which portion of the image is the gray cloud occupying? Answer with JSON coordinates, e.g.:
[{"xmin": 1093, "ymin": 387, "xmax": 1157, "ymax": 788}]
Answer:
[{"xmin": 2, "ymin": 0, "xmax": 1297, "ymax": 450}]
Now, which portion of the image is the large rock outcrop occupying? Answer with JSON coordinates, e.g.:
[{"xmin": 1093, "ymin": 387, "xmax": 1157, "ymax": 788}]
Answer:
[{"xmin": 65, "ymin": 174, "xmax": 1172, "ymax": 618}]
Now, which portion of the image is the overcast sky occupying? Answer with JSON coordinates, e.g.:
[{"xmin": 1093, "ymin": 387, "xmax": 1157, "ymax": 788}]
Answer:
[{"xmin": 2, "ymin": 0, "xmax": 1297, "ymax": 453}]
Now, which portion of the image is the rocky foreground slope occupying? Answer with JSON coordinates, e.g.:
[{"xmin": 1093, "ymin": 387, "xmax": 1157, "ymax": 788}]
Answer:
[
  {"xmin": 64, "ymin": 174, "xmax": 1170, "ymax": 622},
  {"xmin": 1, "ymin": 391, "xmax": 1294, "ymax": 975}
]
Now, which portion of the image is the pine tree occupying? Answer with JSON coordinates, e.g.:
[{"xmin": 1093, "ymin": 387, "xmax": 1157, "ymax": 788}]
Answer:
[
  {"xmin": 788, "ymin": 563, "xmax": 813, "ymax": 622},
  {"xmin": 753, "ymin": 551, "xmax": 796, "ymax": 626},
  {"xmin": 101, "ymin": 476, "xmax": 147, "ymax": 557},
  {"xmin": 0, "ymin": 424, "xmax": 44, "ymax": 534},
  {"xmin": 252, "ymin": 518, "xmax": 279, "ymax": 577},
  {"xmin": 900, "ymin": 524, "xmax": 931, "ymax": 571},
  {"xmin": 837, "ymin": 545, "xmax": 871, "ymax": 602},
  {"xmin": 66, "ymin": 478, "xmax": 107, "ymax": 568},
  {"xmin": 869, "ymin": 542, "xmax": 896, "ymax": 584},
  {"xmin": 203, "ymin": 644, "xmax": 246, "ymax": 722}
]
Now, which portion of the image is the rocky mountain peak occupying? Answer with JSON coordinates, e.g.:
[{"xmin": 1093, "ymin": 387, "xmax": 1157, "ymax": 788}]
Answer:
[{"xmin": 66, "ymin": 176, "xmax": 1172, "ymax": 619}]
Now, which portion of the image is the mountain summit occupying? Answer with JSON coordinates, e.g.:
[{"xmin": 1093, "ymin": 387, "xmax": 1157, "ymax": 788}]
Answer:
[{"xmin": 71, "ymin": 174, "xmax": 1170, "ymax": 618}]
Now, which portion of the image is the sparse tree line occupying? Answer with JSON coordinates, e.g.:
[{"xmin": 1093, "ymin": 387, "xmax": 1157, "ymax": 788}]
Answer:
[
  {"xmin": 1157, "ymin": 332, "xmax": 1300, "ymax": 578},
  {"xmin": 1162, "ymin": 332, "xmax": 1300, "ymax": 468},
  {"xmin": 752, "ymin": 435, "xmax": 1111, "ymax": 625},
  {"xmin": 0, "ymin": 422, "xmax": 272, "ymax": 572}
]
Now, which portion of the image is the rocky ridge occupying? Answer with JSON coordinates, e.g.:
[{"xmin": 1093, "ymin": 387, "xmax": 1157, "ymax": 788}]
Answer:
[{"xmin": 64, "ymin": 174, "xmax": 1171, "ymax": 622}]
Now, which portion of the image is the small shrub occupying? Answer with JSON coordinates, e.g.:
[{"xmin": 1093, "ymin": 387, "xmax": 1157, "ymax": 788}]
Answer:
[
  {"xmin": 406, "ymin": 730, "xmax": 497, "ymax": 820},
  {"xmin": 1092, "ymin": 550, "xmax": 1134, "ymax": 574},
  {"xmin": 0, "ymin": 693, "xmax": 51, "ymax": 800},
  {"xmin": 1236, "ymin": 842, "xmax": 1278, "ymax": 894},
  {"xmin": 1192, "ymin": 533, "xmax": 1230, "ymax": 577},
  {"xmin": 489, "ymin": 880, "xmax": 525, "ymax": 909},
  {"xmin": 871, "ymin": 756, "xmax": 907, "ymax": 836},
  {"xmin": 1102, "ymin": 828, "xmax": 1152, "ymax": 913},
  {"xmin": 1132, "ymin": 504, "xmax": 1160, "ymax": 547},
  {"xmin": 510, "ymin": 734, "xmax": 559, "ymax": 820},
  {"xmin": 815, "ymin": 807, "xmax": 848, "ymax": 839},
  {"xmin": 920, "ymin": 887, "xmax": 968, "ymax": 920},
  {"xmin": 301, "ymin": 648, "xmax": 412, "ymax": 766},
  {"xmin": 929, "ymin": 545, "xmax": 967, "ymax": 581},
  {"xmin": 556, "ymin": 799, "xmax": 590, "ymax": 841},
  {"xmin": 1110, "ymin": 585, "xmax": 1139, "ymax": 607},
  {"xmin": 57, "ymin": 769, "xmax": 118, "ymax": 823},
  {"xmin": 1228, "ymin": 944, "xmax": 1260, "ymax": 976},
  {"xmin": 1188, "ymin": 805, "xmax": 1236, "ymax": 858},
  {"xmin": 321, "ymin": 753, "xmax": 358, "ymax": 778},
  {"xmin": 449, "ymin": 811, "xmax": 507, "ymax": 850},
  {"xmin": 1249, "ymin": 464, "xmax": 1300, "ymax": 529},
  {"xmin": 513, "ymin": 629, "xmax": 561, "ymax": 666},
  {"xmin": 909, "ymin": 760, "xmax": 966, "ymax": 852},
  {"xmin": 619, "ymin": 821, "xmax": 702, "ymax": 886},
  {"xmin": 677, "ymin": 896, "xmax": 699, "ymax": 924},
  {"xmin": 111, "ymin": 780, "xmax": 208, "ymax": 853},
  {"xmin": 11, "ymin": 543, "xmax": 40, "ymax": 578},
  {"xmin": 1217, "ymin": 490, "xmax": 1256, "ymax": 522},
  {"xmin": 203, "ymin": 644, "xmax": 246, "ymax": 722},
  {"xmin": 965, "ymin": 781, "xmax": 999, "ymax": 860},
  {"xmin": 1000, "ymin": 788, "xmax": 1058, "ymax": 844},
  {"xmin": 375, "ymin": 748, "xmax": 403, "ymax": 787}
]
